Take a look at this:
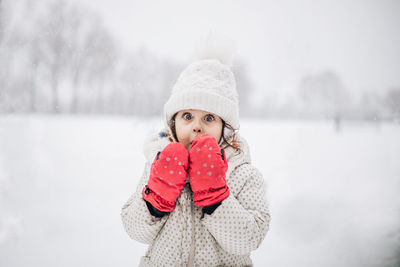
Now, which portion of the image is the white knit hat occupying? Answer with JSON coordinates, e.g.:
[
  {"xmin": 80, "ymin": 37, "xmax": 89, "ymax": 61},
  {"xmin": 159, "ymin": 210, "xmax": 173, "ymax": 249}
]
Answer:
[{"xmin": 164, "ymin": 58, "xmax": 240, "ymax": 129}]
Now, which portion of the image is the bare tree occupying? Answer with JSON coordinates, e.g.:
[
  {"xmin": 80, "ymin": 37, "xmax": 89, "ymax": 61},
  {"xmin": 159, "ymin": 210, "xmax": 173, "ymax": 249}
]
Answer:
[
  {"xmin": 0, "ymin": 0, "xmax": 184, "ymax": 116},
  {"xmin": 0, "ymin": 0, "xmax": 4, "ymax": 44},
  {"xmin": 66, "ymin": 6, "xmax": 86, "ymax": 113},
  {"xmin": 36, "ymin": 0, "xmax": 74, "ymax": 113},
  {"xmin": 83, "ymin": 20, "xmax": 117, "ymax": 114},
  {"xmin": 0, "ymin": 0, "xmax": 12, "ymax": 111},
  {"xmin": 299, "ymin": 70, "xmax": 351, "ymax": 119},
  {"xmin": 384, "ymin": 88, "xmax": 400, "ymax": 120},
  {"xmin": 358, "ymin": 90, "xmax": 385, "ymax": 122}
]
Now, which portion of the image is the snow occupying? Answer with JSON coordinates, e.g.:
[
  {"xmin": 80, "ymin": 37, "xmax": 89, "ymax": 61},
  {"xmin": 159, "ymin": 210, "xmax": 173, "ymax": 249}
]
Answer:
[{"xmin": 0, "ymin": 115, "xmax": 399, "ymax": 266}]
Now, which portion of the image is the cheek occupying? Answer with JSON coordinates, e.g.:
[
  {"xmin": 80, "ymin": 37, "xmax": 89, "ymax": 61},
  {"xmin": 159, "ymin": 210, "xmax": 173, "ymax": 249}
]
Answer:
[
  {"xmin": 213, "ymin": 129, "xmax": 223, "ymax": 142},
  {"xmin": 175, "ymin": 124, "xmax": 190, "ymax": 142},
  {"xmin": 176, "ymin": 131, "xmax": 187, "ymax": 142},
  {"xmin": 206, "ymin": 124, "xmax": 223, "ymax": 142}
]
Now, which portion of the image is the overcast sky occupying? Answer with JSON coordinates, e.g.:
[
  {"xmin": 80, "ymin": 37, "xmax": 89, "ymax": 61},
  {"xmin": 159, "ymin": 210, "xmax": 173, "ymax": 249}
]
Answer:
[{"xmin": 71, "ymin": 0, "xmax": 400, "ymax": 100}]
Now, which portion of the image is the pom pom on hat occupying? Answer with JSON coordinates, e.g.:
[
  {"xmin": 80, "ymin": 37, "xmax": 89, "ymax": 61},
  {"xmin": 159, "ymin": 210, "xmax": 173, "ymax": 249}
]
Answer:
[
  {"xmin": 192, "ymin": 31, "xmax": 237, "ymax": 67},
  {"xmin": 164, "ymin": 32, "xmax": 240, "ymax": 130}
]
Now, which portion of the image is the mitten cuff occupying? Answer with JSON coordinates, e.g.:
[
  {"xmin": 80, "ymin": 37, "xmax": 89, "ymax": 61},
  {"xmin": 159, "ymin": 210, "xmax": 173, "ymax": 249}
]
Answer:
[
  {"xmin": 145, "ymin": 200, "xmax": 169, "ymax": 218},
  {"xmin": 142, "ymin": 186, "xmax": 176, "ymax": 212},
  {"xmin": 202, "ymin": 201, "xmax": 222, "ymax": 215},
  {"xmin": 194, "ymin": 185, "xmax": 230, "ymax": 207}
]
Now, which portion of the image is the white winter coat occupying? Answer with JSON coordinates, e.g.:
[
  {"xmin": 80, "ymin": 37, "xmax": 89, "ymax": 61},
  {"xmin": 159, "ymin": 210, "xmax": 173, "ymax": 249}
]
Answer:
[{"xmin": 121, "ymin": 130, "xmax": 270, "ymax": 266}]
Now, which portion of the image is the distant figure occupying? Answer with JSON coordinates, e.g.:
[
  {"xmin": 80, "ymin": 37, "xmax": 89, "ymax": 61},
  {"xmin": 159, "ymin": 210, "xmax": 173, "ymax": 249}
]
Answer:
[
  {"xmin": 373, "ymin": 115, "xmax": 381, "ymax": 132},
  {"xmin": 121, "ymin": 48, "xmax": 270, "ymax": 265}
]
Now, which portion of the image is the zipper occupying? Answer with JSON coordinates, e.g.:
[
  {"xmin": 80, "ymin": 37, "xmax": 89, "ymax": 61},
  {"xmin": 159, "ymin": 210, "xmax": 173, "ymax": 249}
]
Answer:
[{"xmin": 187, "ymin": 189, "xmax": 196, "ymax": 267}]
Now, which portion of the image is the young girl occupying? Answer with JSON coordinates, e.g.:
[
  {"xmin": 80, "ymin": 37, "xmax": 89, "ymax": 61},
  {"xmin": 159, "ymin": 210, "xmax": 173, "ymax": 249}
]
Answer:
[{"xmin": 121, "ymin": 57, "xmax": 270, "ymax": 266}]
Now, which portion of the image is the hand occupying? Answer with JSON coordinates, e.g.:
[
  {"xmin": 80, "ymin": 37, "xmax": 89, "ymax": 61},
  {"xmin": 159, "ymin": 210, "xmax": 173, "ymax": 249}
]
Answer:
[
  {"xmin": 188, "ymin": 134, "xmax": 229, "ymax": 207},
  {"xmin": 143, "ymin": 142, "xmax": 189, "ymax": 212}
]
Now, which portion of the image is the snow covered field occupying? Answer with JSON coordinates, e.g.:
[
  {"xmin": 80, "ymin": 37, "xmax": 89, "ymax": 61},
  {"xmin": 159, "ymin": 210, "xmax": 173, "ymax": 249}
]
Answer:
[{"xmin": 0, "ymin": 115, "xmax": 399, "ymax": 267}]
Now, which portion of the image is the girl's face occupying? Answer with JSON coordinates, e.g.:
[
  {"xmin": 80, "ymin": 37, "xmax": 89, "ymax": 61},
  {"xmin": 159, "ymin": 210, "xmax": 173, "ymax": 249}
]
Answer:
[{"xmin": 174, "ymin": 109, "xmax": 223, "ymax": 151}]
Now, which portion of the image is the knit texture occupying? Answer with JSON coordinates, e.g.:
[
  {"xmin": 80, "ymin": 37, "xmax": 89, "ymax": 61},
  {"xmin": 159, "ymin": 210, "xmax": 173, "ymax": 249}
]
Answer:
[{"xmin": 164, "ymin": 59, "xmax": 240, "ymax": 129}]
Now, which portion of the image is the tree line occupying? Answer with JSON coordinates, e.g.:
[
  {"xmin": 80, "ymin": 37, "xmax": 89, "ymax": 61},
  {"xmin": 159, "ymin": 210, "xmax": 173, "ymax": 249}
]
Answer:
[{"xmin": 0, "ymin": 0, "xmax": 399, "ymax": 122}]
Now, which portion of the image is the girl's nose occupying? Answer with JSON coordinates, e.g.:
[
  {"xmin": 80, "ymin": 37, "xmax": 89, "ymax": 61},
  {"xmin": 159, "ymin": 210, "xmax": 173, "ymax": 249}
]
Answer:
[
  {"xmin": 192, "ymin": 127, "xmax": 202, "ymax": 133},
  {"xmin": 192, "ymin": 121, "xmax": 202, "ymax": 133}
]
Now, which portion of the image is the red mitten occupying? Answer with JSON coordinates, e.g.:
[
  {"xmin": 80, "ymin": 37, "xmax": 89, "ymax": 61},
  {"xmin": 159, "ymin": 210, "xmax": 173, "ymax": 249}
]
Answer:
[
  {"xmin": 188, "ymin": 134, "xmax": 229, "ymax": 207},
  {"xmin": 143, "ymin": 143, "xmax": 189, "ymax": 212}
]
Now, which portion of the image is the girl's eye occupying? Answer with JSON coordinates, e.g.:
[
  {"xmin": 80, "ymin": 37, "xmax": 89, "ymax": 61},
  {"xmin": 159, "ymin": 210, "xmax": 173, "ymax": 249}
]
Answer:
[
  {"xmin": 204, "ymin": 114, "xmax": 215, "ymax": 122},
  {"xmin": 183, "ymin": 112, "xmax": 192, "ymax": 120}
]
